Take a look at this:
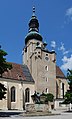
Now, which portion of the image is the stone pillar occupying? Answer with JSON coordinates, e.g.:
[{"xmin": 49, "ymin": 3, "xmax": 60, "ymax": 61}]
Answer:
[
  {"xmin": 19, "ymin": 83, "xmax": 23, "ymax": 110},
  {"xmin": 60, "ymin": 82, "xmax": 63, "ymax": 98}
]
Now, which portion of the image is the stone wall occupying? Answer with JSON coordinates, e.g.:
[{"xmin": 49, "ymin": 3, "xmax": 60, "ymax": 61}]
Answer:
[
  {"xmin": 25, "ymin": 104, "xmax": 49, "ymax": 112},
  {"xmin": 0, "ymin": 78, "xmax": 35, "ymax": 110}
]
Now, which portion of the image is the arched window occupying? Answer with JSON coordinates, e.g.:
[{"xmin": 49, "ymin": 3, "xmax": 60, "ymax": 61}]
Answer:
[
  {"xmin": 46, "ymin": 88, "xmax": 49, "ymax": 93},
  {"xmin": 45, "ymin": 66, "xmax": 48, "ymax": 71},
  {"xmin": 25, "ymin": 88, "xmax": 30, "ymax": 102},
  {"xmin": 11, "ymin": 86, "xmax": 15, "ymax": 102},
  {"xmin": 46, "ymin": 77, "xmax": 48, "ymax": 82}
]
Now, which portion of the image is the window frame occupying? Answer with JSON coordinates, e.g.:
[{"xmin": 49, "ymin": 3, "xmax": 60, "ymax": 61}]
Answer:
[
  {"xmin": 46, "ymin": 77, "xmax": 48, "ymax": 82},
  {"xmin": 45, "ymin": 65, "xmax": 48, "ymax": 71},
  {"xmin": 25, "ymin": 88, "xmax": 30, "ymax": 103},
  {"xmin": 11, "ymin": 86, "xmax": 16, "ymax": 102}
]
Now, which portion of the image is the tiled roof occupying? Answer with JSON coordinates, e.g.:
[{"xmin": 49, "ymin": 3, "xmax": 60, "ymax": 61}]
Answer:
[
  {"xmin": 2, "ymin": 63, "xmax": 65, "ymax": 81},
  {"xmin": 21, "ymin": 65, "xmax": 34, "ymax": 82},
  {"xmin": 56, "ymin": 66, "xmax": 66, "ymax": 79},
  {"xmin": 2, "ymin": 63, "xmax": 34, "ymax": 83}
]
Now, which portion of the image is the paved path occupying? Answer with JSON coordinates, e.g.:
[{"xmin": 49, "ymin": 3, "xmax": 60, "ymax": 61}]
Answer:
[{"xmin": 0, "ymin": 111, "xmax": 72, "ymax": 119}]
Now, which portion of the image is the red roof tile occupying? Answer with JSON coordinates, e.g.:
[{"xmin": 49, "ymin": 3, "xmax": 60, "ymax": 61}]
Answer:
[
  {"xmin": 56, "ymin": 66, "xmax": 66, "ymax": 78},
  {"xmin": 2, "ymin": 63, "xmax": 65, "ymax": 80},
  {"xmin": 3, "ymin": 63, "xmax": 26, "ymax": 80}
]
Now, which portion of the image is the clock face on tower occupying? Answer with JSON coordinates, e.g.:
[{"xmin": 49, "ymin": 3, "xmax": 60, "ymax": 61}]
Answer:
[{"xmin": 45, "ymin": 56, "xmax": 49, "ymax": 61}]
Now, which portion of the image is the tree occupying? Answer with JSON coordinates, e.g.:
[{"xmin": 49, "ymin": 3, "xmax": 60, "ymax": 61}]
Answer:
[
  {"xmin": 0, "ymin": 83, "xmax": 7, "ymax": 100},
  {"xmin": 67, "ymin": 69, "xmax": 72, "ymax": 92},
  {"xmin": 63, "ymin": 69, "xmax": 72, "ymax": 104},
  {"xmin": 45, "ymin": 93, "xmax": 54, "ymax": 102},
  {"xmin": 0, "ymin": 47, "xmax": 12, "ymax": 77},
  {"xmin": 0, "ymin": 46, "xmax": 12, "ymax": 99}
]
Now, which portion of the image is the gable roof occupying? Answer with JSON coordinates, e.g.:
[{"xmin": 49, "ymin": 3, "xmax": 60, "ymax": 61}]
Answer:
[
  {"xmin": 56, "ymin": 66, "xmax": 66, "ymax": 79},
  {"xmin": 2, "ymin": 63, "xmax": 65, "ymax": 81},
  {"xmin": 2, "ymin": 63, "xmax": 34, "ymax": 83}
]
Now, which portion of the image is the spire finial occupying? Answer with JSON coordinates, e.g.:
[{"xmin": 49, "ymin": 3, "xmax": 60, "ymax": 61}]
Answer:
[{"xmin": 32, "ymin": 6, "xmax": 35, "ymax": 16}]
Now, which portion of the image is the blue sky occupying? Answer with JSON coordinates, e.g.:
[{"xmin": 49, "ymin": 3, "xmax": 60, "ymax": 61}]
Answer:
[{"xmin": 0, "ymin": 0, "xmax": 72, "ymax": 75}]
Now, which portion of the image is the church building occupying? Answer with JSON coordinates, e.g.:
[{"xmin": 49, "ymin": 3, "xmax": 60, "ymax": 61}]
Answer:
[{"xmin": 0, "ymin": 7, "xmax": 68, "ymax": 110}]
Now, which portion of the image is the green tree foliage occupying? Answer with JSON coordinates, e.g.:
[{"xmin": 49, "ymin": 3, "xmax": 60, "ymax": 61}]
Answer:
[
  {"xmin": 0, "ymin": 46, "xmax": 12, "ymax": 99},
  {"xmin": 45, "ymin": 93, "xmax": 54, "ymax": 102},
  {"xmin": 67, "ymin": 69, "xmax": 72, "ymax": 91},
  {"xmin": 64, "ymin": 69, "xmax": 72, "ymax": 104},
  {"xmin": 0, "ymin": 47, "xmax": 12, "ymax": 77}
]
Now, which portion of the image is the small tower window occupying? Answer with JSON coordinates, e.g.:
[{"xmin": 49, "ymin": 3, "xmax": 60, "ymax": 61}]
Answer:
[
  {"xmin": 37, "ymin": 42, "xmax": 40, "ymax": 46},
  {"xmin": 25, "ymin": 47, "xmax": 27, "ymax": 52},
  {"xmin": 45, "ymin": 56, "xmax": 49, "ymax": 61},
  {"xmin": 46, "ymin": 88, "xmax": 49, "ymax": 93},
  {"xmin": 46, "ymin": 54, "xmax": 48, "ymax": 56},
  {"xmin": 46, "ymin": 77, "xmax": 48, "ymax": 82},
  {"xmin": 45, "ymin": 66, "xmax": 48, "ymax": 71},
  {"xmin": 38, "ymin": 51, "xmax": 40, "ymax": 54}
]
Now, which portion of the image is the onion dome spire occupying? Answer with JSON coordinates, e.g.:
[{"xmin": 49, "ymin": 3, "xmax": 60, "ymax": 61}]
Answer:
[
  {"xmin": 25, "ymin": 7, "xmax": 42, "ymax": 44},
  {"xmin": 32, "ymin": 6, "xmax": 35, "ymax": 16},
  {"xmin": 28, "ymin": 6, "xmax": 39, "ymax": 32}
]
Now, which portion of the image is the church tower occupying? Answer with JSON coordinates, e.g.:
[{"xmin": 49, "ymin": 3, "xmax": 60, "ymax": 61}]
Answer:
[
  {"xmin": 23, "ymin": 7, "xmax": 43, "ymax": 69},
  {"xmin": 23, "ymin": 7, "xmax": 56, "ymax": 97}
]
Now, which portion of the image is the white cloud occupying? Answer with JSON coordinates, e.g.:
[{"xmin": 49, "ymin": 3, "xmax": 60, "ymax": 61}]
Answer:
[
  {"xmin": 58, "ymin": 42, "xmax": 65, "ymax": 52},
  {"xmin": 63, "ymin": 50, "xmax": 69, "ymax": 55},
  {"xmin": 65, "ymin": 7, "xmax": 72, "ymax": 22},
  {"xmin": 66, "ymin": 7, "xmax": 72, "ymax": 17},
  {"xmin": 62, "ymin": 7, "xmax": 72, "ymax": 28},
  {"xmin": 51, "ymin": 41, "xmax": 56, "ymax": 49},
  {"xmin": 58, "ymin": 42, "xmax": 70, "ymax": 55},
  {"xmin": 60, "ymin": 55, "xmax": 72, "ymax": 71}
]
